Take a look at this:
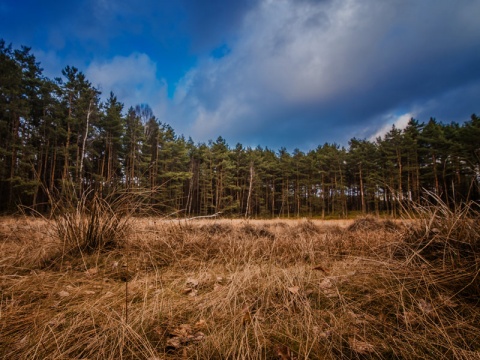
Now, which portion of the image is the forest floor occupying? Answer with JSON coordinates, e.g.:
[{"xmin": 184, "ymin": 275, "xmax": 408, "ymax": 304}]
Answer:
[{"xmin": 1, "ymin": 215, "xmax": 479, "ymax": 359}]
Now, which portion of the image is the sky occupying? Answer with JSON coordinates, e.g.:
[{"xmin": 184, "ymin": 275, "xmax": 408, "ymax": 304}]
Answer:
[{"xmin": 1, "ymin": 0, "xmax": 480, "ymax": 150}]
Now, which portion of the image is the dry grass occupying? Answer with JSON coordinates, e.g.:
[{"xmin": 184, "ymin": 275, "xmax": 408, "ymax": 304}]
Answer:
[{"xmin": 1, "ymin": 210, "xmax": 479, "ymax": 359}]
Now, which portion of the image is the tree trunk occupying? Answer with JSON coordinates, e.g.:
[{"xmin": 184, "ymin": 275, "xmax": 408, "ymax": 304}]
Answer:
[
  {"xmin": 79, "ymin": 99, "xmax": 93, "ymax": 193},
  {"xmin": 245, "ymin": 162, "xmax": 254, "ymax": 218},
  {"xmin": 359, "ymin": 163, "xmax": 365, "ymax": 213}
]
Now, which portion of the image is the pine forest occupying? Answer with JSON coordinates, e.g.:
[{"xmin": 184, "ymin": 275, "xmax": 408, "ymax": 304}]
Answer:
[{"xmin": 1, "ymin": 41, "xmax": 480, "ymax": 217}]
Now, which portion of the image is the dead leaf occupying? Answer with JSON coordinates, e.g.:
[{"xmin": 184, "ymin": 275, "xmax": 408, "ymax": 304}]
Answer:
[
  {"xmin": 324, "ymin": 290, "xmax": 337, "ymax": 298},
  {"xmin": 254, "ymin": 309, "xmax": 265, "ymax": 322},
  {"xmin": 418, "ymin": 299, "xmax": 433, "ymax": 314},
  {"xmin": 312, "ymin": 265, "xmax": 329, "ymax": 274},
  {"xmin": 378, "ymin": 312, "xmax": 387, "ymax": 324},
  {"xmin": 397, "ymin": 311, "xmax": 419, "ymax": 326},
  {"xmin": 194, "ymin": 319, "xmax": 207, "ymax": 330},
  {"xmin": 186, "ymin": 278, "xmax": 199, "ymax": 287},
  {"xmin": 319, "ymin": 278, "xmax": 337, "ymax": 297},
  {"xmin": 167, "ymin": 324, "xmax": 205, "ymax": 350},
  {"xmin": 242, "ymin": 308, "xmax": 252, "ymax": 325},
  {"xmin": 213, "ymin": 283, "xmax": 224, "ymax": 291},
  {"xmin": 184, "ymin": 288, "xmax": 198, "ymax": 297},
  {"xmin": 312, "ymin": 325, "xmax": 331, "ymax": 338},
  {"xmin": 50, "ymin": 301, "xmax": 61, "ymax": 309},
  {"xmin": 319, "ymin": 330, "xmax": 332, "ymax": 339},
  {"xmin": 349, "ymin": 338, "xmax": 375, "ymax": 354},
  {"xmin": 192, "ymin": 331, "xmax": 205, "ymax": 341},
  {"xmin": 58, "ymin": 290, "xmax": 70, "ymax": 297},
  {"xmin": 287, "ymin": 286, "xmax": 300, "ymax": 294},
  {"xmin": 319, "ymin": 278, "xmax": 333, "ymax": 289},
  {"xmin": 19, "ymin": 335, "xmax": 28, "ymax": 345},
  {"xmin": 48, "ymin": 316, "xmax": 66, "ymax": 327},
  {"xmin": 438, "ymin": 294, "xmax": 458, "ymax": 308},
  {"xmin": 171, "ymin": 324, "xmax": 192, "ymax": 337},
  {"xmin": 166, "ymin": 337, "xmax": 181, "ymax": 349},
  {"xmin": 275, "ymin": 344, "xmax": 297, "ymax": 360},
  {"xmin": 85, "ymin": 267, "xmax": 98, "ymax": 277}
]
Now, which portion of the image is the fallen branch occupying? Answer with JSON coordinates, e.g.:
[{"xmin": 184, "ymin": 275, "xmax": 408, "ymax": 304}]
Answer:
[{"xmin": 184, "ymin": 212, "xmax": 223, "ymax": 220}]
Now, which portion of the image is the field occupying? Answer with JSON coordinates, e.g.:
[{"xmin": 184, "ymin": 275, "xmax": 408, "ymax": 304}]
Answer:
[{"xmin": 1, "ymin": 209, "xmax": 479, "ymax": 359}]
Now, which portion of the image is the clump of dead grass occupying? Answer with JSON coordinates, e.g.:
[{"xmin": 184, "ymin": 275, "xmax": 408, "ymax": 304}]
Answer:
[
  {"xmin": 54, "ymin": 193, "xmax": 128, "ymax": 254},
  {"xmin": 348, "ymin": 216, "xmax": 400, "ymax": 233},
  {"xmin": 241, "ymin": 223, "xmax": 275, "ymax": 240},
  {"xmin": 56, "ymin": 188, "xmax": 154, "ymax": 253},
  {"xmin": 399, "ymin": 194, "xmax": 480, "ymax": 300}
]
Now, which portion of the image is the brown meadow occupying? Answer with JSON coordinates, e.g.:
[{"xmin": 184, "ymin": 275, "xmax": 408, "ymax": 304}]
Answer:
[{"xmin": 1, "ymin": 205, "xmax": 479, "ymax": 359}]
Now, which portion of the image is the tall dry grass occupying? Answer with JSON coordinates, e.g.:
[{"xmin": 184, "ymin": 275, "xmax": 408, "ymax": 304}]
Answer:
[
  {"xmin": 1, "ymin": 207, "xmax": 479, "ymax": 359},
  {"xmin": 54, "ymin": 192, "xmax": 129, "ymax": 254}
]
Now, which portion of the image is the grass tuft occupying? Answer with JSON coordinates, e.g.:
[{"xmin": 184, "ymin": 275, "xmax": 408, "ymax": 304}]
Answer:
[
  {"xmin": 400, "ymin": 194, "xmax": 480, "ymax": 300},
  {"xmin": 54, "ymin": 191, "xmax": 130, "ymax": 255}
]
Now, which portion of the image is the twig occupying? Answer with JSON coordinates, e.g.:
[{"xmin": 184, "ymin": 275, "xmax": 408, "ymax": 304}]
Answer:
[{"xmin": 184, "ymin": 212, "xmax": 223, "ymax": 220}]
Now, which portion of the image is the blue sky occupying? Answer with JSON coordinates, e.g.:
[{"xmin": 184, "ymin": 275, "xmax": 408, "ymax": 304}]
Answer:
[{"xmin": 2, "ymin": 0, "xmax": 480, "ymax": 150}]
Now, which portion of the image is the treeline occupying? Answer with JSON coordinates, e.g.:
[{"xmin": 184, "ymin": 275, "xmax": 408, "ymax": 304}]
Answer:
[{"xmin": 1, "ymin": 41, "xmax": 479, "ymax": 217}]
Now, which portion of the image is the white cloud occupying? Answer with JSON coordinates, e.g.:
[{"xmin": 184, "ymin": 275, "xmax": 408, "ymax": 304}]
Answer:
[
  {"xmin": 86, "ymin": 53, "xmax": 168, "ymax": 119},
  {"xmin": 369, "ymin": 113, "xmax": 414, "ymax": 141}
]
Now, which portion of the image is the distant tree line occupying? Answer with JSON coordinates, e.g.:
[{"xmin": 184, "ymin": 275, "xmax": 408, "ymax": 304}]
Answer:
[{"xmin": 1, "ymin": 41, "xmax": 479, "ymax": 216}]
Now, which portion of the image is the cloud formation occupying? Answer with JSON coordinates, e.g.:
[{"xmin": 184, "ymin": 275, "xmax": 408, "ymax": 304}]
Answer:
[
  {"xmin": 171, "ymin": 0, "xmax": 480, "ymax": 149},
  {"xmin": 2, "ymin": 0, "xmax": 479, "ymax": 150},
  {"xmin": 179, "ymin": 0, "xmax": 260, "ymax": 51},
  {"xmin": 86, "ymin": 53, "xmax": 167, "ymax": 118}
]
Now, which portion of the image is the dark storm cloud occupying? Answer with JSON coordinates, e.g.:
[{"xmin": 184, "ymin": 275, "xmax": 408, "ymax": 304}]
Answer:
[
  {"xmin": 178, "ymin": 0, "xmax": 260, "ymax": 51},
  {"xmin": 171, "ymin": 0, "xmax": 480, "ymax": 150}
]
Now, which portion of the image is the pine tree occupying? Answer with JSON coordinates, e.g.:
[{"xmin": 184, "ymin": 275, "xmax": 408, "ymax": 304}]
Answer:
[
  {"xmin": 124, "ymin": 107, "xmax": 145, "ymax": 189},
  {"xmin": 57, "ymin": 66, "xmax": 100, "ymax": 195},
  {"xmin": 418, "ymin": 118, "xmax": 447, "ymax": 197},
  {"xmin": 403, "ymin": 118, "xmax": 423, "ymax": 203},
  {"xmin": 95, "ymin": 92, "xmax": 124, "ymax": 192},
  {"xmin": 278, "ymin": 147, "xmax": 292, "ymax": 217}
]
